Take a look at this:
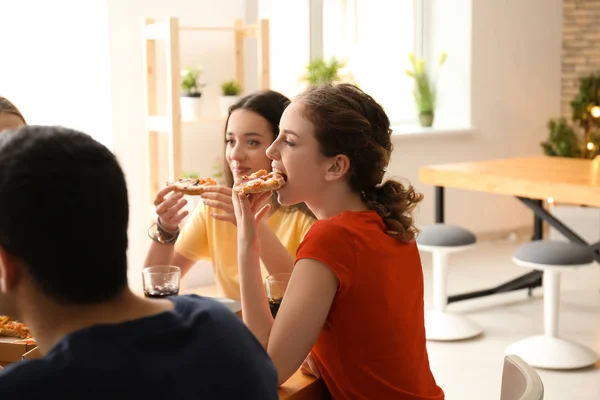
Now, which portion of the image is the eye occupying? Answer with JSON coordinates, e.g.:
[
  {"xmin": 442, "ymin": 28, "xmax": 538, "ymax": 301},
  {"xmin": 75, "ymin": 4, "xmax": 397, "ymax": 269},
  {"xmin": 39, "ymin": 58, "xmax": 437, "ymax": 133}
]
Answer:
[
  {"xmin": 284, "ymin": 140, "xmax": 295, "ymax": 147},
  {"xmin": 248, "ymin": 140, "xmax": 260, "ymax": 147},
  {"xmin": 225, "ymin": 139, "xmax": 234, "ymax": 146}
]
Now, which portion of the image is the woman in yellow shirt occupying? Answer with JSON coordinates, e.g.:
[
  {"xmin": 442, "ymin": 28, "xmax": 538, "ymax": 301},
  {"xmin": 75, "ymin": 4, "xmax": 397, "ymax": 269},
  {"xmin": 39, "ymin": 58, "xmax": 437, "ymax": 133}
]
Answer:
[{"xmin": 144, "ymin": 90, "xmax": 315, "ymax": 301}]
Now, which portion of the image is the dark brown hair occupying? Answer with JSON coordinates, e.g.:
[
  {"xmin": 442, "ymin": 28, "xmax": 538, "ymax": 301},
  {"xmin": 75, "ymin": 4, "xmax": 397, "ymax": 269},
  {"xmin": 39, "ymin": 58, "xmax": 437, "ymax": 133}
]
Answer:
[
  {"xmin": 223, "ymin": 90, "xmax": 314, "ymax": 218},
  {"xmin": 0, "ymin": 97, "xmax": 27, "ymax": 124},
  {"xmin": 296, "ymin": 83, "xmax": 423, "ymax": 242}
]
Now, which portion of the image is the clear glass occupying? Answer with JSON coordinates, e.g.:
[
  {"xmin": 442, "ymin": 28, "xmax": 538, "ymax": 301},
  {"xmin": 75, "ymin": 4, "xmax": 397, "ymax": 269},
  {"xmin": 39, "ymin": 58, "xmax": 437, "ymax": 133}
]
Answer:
[
  {"xmin": 265, "ymin": 273, "xmax": 291, "ymax": 318},
  {"xmin": 142, "ymin": 265, "xmax": 181, "ymax": 298}
]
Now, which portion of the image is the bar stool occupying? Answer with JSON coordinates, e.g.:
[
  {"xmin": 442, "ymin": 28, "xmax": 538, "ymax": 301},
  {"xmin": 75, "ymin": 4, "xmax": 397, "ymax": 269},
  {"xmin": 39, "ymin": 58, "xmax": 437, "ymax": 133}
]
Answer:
[
  {"xmin": 505, "ymin": 240, "xmax": 598, "ymax": 369},
  {"xmin": 417, "ymin": 224, "xmax": 483, "ymax": 341}
]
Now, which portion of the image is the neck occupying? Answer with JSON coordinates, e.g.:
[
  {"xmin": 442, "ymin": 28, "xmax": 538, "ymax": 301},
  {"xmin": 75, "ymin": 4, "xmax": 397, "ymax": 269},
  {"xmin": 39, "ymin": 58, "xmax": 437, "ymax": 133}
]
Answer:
[
  {"xmin": 307, "ymin": 185, "xmax": 368, "ymax": 220},
  {"xmin": 17, "ymin": 288, "xmax": 173, "ymax": 355}
]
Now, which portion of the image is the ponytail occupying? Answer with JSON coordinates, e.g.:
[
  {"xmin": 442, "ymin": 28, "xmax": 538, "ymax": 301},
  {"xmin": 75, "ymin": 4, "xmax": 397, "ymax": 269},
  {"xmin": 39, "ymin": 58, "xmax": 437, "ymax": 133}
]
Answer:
[{"xmin": 363, "ymin": 179, "xmax": 423, "ymax": 242}]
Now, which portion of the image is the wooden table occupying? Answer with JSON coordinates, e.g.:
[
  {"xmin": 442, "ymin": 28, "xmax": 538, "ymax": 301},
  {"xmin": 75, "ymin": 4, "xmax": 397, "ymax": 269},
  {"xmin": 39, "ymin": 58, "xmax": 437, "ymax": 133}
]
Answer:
[
  {"xmin": 182, "ymin": 285, "xmax": 330, "ymax": 400},
  {"xmin": 420, "ymin": 156, "xmax": 600, "ymax": 302}
]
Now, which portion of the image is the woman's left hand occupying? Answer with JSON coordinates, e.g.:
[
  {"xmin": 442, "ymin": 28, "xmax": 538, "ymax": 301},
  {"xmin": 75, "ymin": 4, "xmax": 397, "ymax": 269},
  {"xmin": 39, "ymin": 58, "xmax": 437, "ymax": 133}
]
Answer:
[
  {"xmin": 200, "ymin": 186, "xmax": 237, "ymax": 225},
  {"xmin": 231, "ymin": 191, "xmax": 273, "ymax": 246}
]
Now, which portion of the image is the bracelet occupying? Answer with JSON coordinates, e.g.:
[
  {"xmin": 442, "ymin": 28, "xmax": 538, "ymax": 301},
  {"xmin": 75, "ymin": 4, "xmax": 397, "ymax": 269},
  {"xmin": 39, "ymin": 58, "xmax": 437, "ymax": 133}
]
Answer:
[{"xmin": 148, "ymin": 222, "xmax": 180, "ymax": 245}]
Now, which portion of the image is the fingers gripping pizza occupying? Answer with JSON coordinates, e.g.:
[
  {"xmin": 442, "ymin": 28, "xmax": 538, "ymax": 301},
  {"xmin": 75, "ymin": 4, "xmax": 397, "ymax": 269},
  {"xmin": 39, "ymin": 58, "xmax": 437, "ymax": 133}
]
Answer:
[
  {"xmin": 233, "ymin": 169, "xmax": 287, "ymax": 195},
  {"xmin": 171, "ymin": 177, "xmax": 216, "ymax": 195}
]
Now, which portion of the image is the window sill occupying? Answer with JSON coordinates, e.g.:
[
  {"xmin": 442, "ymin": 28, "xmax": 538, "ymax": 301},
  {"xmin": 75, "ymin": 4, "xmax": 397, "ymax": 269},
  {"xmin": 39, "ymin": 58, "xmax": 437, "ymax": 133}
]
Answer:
[{"xmin": 390, "ymin": 125, "xmax": 478, "ymax": 139}]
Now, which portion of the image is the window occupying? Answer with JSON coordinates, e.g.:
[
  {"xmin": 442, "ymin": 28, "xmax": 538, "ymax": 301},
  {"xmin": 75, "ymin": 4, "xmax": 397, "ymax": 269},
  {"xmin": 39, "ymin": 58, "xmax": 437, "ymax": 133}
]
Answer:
[{"xmin": 320, "ymin": 0, "xmax": 421, "ymax": 124}]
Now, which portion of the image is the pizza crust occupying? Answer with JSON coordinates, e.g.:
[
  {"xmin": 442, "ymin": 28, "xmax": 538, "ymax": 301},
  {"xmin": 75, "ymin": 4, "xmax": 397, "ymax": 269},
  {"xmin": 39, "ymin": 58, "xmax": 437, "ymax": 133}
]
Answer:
[
  {"xmin": 233, "ymin": 169, "xmax": 287, "ymax": 194},
  {"xmin": 171, "ymin": 177, "xmax": 216, "ymax": 195},
  {"xmin": 0, "ymin": 316, "xmax": 31, "ymax": 339}
]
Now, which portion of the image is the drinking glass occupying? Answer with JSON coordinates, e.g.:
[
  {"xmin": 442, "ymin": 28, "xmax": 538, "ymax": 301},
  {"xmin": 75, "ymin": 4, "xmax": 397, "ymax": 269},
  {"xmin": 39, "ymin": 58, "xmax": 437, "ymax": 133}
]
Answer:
[
  {"xmin": 142, "ymin": 265, "xmax": 181, "ymax": 298},
  {"xmin": 265, "ymin": 273, "xmax": 291, "ymax": 318}
]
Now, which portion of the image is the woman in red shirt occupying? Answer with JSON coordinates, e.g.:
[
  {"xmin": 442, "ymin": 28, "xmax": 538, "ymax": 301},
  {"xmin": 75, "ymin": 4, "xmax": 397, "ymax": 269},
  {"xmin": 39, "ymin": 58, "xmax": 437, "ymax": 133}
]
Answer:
[{"xmin": 232, "ymin": 84, "xmax": 445, "ymax": 399}]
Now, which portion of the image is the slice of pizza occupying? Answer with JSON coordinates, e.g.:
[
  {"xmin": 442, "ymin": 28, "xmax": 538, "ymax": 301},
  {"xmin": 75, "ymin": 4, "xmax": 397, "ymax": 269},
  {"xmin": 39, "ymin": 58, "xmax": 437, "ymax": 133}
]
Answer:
[
  {"xmin": 171, "ymin": 177, "xmax": 217, "ymax": 195},
  {"xmin": 233, "ymin": 169, "xmax": 287, "ymax": 195},
  {"xmin": 0, "ymin": 315, "xmax": 32, "ymax": 339}
]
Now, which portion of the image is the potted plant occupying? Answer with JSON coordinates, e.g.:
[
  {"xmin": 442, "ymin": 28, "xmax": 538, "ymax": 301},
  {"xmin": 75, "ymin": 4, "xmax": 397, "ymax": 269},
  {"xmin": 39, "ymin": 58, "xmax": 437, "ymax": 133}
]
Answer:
[
  {"xmin": 405, "ymin": 52, "xmax": 447, "ymax": 127},
  {"xmin": 218, "ymin": 80, "xmax": 242, "ymax": 117},
  {"xmin": 300, "ymin": 57, "xmax": 350, "ymax": 86},
  {"xmin": 180, "ymin": 66, "xmax": 207, "ymax": 121},
  {"xmin": 540, "ymin": 118, "xmax": 581, "ymax": 158}
]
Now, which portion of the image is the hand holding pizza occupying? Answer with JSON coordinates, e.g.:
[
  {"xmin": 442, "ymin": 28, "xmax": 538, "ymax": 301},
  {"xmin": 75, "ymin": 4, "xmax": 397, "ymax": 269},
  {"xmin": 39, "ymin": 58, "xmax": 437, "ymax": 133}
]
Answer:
[
  {"xmin": 231, "ymin": 191, "xmax": 272, "ymax": 246},
  {"xmin": 153, "ymin": 185, "xmax": 188, "ymax": 232},
  {"xmin": 200, "ymin": 186, "xmax": 238, "ymax": 225}
]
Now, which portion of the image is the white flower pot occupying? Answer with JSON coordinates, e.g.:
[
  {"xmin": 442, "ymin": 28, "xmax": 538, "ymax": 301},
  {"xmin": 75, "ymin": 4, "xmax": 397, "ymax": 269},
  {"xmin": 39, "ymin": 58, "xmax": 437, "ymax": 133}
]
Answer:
[
  {"xmin": 180, "ymin": 95, "xmax": 203, "ymax": 121},
  {"xmin": 218, "ymin": 95, "xmax": 242, "ymax": 117}
]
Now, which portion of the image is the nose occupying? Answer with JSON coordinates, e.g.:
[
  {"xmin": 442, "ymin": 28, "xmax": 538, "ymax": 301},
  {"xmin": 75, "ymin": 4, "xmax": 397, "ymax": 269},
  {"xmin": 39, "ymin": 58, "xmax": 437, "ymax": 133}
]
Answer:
[
  {"xmin": 266, "ymin": 141, "xmax": 279, "ymax": 161},
  {"xmin": 229, "ymin": 142, "xmax": 245, "ymax": 161}
]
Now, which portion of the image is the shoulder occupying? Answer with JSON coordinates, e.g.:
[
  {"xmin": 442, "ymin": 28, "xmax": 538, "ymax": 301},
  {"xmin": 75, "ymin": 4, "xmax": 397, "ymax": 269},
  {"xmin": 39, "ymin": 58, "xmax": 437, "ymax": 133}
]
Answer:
[
  {"xmin": 171, "ymin": 294, "xmax": 236, "ymax": 319},
  {"xmin": 0, "ymin": 359, "xmax": 63, "ymax": 392},
  {"xmin": 303, "ymin": 217, "xmax": 353, "ymax": 244}
]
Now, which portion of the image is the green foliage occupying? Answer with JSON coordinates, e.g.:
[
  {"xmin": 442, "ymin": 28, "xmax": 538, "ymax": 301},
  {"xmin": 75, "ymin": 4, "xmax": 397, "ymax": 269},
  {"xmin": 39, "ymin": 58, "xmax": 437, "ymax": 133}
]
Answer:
[
  {"xmin": 181, "ymin": 66, "xmax": 207, "ymax": 95},
  {"xmin": 221, "ymin": 80, "xmax": 241, "ymax": 96},
  {"xmin": 405, "ymin": 52, "xmax": 447, "ymax": 114},
  {"xmin": 540, "ymin": 118, "xmax": 580, "ymax": 158},
  {"xmin": 301, "ymin": 57, "xmax": 347, "ymax": 86},
  {"xmin": 183, "ymin": 172, "xmax": 199, "ymax": 179},
  {"xmin": 570, "ymin": 73, "xmax": 600, "ymax": 129}
]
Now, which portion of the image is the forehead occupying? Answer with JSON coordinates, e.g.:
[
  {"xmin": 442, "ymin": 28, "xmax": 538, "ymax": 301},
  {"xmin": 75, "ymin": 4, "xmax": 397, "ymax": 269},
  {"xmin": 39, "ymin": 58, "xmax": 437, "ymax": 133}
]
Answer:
[
  {"xmin": 280, "ymin": 102, "xmax": 314, "ymax": 136},
  {"xmin": 226, "ymin": 109, "xmax": 272, "ymax": 136}
]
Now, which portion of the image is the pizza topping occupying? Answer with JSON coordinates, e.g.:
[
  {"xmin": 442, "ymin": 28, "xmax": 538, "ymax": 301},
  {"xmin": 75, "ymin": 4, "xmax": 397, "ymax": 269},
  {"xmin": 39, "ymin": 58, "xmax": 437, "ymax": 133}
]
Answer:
[
  {"xmin": 233, "ymin": 169, "xmax": 287, "ymax": 194},
  {"xmin": 170, "ymin": 177, "xmax": 217, "ymax": 195},
  {"xmin": 0, "ymin": 315, "xmax": 33, "ymax": 339}
]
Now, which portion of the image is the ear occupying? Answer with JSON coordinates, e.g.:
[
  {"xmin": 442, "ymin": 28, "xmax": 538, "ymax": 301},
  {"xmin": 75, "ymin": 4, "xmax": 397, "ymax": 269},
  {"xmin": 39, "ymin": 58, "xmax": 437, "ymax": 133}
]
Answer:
[
  {"xmin": 324, "ymin": 154, "xmax": 351, "ymax": 182},
  {"xmin": 0, "ymin": 246, "xmax": 21, "ymax": 294}
]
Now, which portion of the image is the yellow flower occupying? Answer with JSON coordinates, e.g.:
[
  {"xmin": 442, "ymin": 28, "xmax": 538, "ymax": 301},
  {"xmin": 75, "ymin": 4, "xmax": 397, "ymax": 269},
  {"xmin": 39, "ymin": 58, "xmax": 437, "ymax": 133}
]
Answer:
[
  {"xmin": 416, "ymin": 59, "xmax": 425, "ymax": 75},
  {"xmin": 439, "ymin": 52, "xmax": 447, "ymax": 65},
  {"xmin": 408, "ymin": 53, "xmax": 416, "ymax": 66}
]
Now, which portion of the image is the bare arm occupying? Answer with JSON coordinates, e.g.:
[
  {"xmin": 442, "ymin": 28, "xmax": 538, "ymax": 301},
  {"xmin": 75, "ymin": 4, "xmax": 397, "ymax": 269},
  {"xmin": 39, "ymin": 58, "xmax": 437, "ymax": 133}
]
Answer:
[
  {"xmin": 256, "ymin": 220, "xmax": 294, "ymax": 275},
  {"xmin": 232, "ymin": 192, "xmax": 337, "ymax": 385},
  {"xmin": 240, "ymin": 250, "xmax": 337, "ymax": 384},
  {"xmin": 144, "ymin": 185, "xmax": 196, "ymax": 276},
  {"xmin": 201, "ymin": 186, "xmax": 294, "ymax": 275},
  {"xmin": 143, "ymin": 242, "xmax": 196, "ymax": 276}
]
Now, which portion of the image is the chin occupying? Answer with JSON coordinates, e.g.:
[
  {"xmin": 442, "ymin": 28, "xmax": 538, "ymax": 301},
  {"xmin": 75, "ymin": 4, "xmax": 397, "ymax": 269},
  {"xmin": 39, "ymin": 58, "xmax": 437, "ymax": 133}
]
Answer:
[{"xmin": 275, "ymin": 186, "xmax": 296, "ymax": 207}]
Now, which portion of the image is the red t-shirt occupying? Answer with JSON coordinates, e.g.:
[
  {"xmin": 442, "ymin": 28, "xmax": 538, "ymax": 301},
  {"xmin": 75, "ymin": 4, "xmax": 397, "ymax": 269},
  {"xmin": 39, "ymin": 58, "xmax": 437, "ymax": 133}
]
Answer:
[{"xmin": 296, "ymin": 211, "xmax": 444, "ymax": 400}]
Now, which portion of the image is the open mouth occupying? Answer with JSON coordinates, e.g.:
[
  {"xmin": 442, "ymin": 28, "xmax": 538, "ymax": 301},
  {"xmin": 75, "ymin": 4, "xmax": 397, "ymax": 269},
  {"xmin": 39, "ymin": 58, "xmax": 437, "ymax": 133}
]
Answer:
[{"xmin": 273, "ymin": 168, "xmax": 288, "ymax": 182}]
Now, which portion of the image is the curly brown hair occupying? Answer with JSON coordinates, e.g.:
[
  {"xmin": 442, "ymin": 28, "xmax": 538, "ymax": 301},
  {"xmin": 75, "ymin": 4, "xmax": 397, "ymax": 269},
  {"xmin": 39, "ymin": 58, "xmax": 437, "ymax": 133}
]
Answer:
[
  {"xmin": 0, "ymin": 97, "xmax": 26, "ymax": 125},
  {"xmin": 296, "ymin": 83, "xmax": 423, "ymax": 242}
]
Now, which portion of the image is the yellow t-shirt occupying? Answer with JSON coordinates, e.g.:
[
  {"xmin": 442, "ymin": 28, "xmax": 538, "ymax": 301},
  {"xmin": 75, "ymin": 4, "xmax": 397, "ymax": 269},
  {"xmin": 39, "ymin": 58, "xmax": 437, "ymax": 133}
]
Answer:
[{"xmin": 175, "ymin": 202, "xmax": 315, "ymax": 302}]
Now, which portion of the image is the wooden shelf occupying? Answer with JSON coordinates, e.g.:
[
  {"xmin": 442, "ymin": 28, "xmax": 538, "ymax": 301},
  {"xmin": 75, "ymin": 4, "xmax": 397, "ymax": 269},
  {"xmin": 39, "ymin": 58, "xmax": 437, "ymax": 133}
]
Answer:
[{"xmin": 142, "ymin": 17, "xmax": 270, "ymax": 206}]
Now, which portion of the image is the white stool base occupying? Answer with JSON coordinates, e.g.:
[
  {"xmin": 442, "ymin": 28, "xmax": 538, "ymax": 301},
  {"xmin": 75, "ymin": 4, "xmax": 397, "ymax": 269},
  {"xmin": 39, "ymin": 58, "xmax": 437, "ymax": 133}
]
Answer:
[
  {"xmin": 506, "ymin": 335, "xmax": 598, "ymax": 370},
  {"xmin": 425, "ymin": 311, "xmax": 483, "ymax": 341}
]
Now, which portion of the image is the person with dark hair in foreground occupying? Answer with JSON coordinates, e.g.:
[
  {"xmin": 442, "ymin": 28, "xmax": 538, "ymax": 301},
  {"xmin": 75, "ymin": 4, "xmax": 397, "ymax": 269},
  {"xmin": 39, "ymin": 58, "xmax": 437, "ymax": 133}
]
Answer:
[{"xmin": 0, "ymin": 126, "xmax": 278, "ymax": 399}]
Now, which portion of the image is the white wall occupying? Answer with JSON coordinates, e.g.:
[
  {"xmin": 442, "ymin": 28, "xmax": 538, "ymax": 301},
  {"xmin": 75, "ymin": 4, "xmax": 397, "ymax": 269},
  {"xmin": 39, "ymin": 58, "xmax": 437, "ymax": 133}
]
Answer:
[
  {"xmin": 0, "ymin": 0, "xmax": 113, "ymax": 149},
  {"xmin": 391, "ymin": 0, "xmax": 563, "ymax": 234}
]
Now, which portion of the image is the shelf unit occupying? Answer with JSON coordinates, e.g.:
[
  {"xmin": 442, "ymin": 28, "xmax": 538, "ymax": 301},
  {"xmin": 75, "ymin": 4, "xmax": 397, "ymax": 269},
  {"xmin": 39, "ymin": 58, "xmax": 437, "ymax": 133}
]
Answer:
[{"xmin": 141, "ymin": 16, "xmax": 271, "ymax": 206}]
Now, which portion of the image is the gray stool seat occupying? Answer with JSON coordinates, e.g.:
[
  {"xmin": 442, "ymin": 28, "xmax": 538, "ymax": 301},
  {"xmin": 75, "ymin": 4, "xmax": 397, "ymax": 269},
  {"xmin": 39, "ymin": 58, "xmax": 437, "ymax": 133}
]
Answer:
[
  {"xmin": 417, "ymin": 223, "xmax": 476, "ymax": 247},
  {"xmin": 514, "ymin": 240, "xmax": 594, "ymax": 266},
  {"xmin": 416, "ymin": 223, "xmax": 481, "ymax": 341},
  {"xmin": 507, "ymin": 239, "xmax": 598, "ymax": 369}
]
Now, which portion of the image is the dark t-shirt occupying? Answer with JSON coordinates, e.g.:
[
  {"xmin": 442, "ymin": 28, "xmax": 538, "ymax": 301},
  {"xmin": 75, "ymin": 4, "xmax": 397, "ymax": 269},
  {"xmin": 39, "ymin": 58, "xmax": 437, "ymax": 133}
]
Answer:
[{"xmin": 0, "ymin": 295, "xmax": 278, "ymax": 399}]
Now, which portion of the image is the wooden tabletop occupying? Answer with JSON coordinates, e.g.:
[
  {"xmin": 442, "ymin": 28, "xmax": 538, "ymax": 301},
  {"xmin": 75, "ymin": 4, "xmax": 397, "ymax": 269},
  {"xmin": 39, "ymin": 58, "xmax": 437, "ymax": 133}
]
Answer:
[{"xmin": 420, "ymin": 156, "xmax": 600, "ymax": 207}]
